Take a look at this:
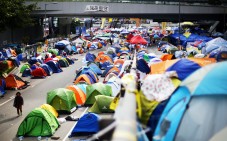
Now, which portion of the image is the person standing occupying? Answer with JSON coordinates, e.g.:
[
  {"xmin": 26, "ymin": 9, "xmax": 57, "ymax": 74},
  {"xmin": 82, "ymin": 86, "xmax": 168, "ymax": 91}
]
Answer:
[{"xmin": 13, "ymin": 92, "xmax": 24, "ymax": 116}]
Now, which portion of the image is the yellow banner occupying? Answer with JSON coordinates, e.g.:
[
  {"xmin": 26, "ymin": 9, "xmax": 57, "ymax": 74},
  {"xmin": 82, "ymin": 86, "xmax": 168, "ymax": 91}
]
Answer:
[
  {"xmin": 108, "ymin": 18, "xmax": 113, "ymax": 23},
  {"xmin": 101, "ymin": 18, "xmax": 106, "ymax": 29},
  {"xmin": 161, "ymin": 22, "xmax": 167, "ymax": 30}
]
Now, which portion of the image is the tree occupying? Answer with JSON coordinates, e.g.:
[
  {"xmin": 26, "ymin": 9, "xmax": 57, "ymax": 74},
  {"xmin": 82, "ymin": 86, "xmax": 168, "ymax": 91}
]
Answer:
[{"xmin": 0, "ymin": 0, "xmax": 37, "ymax": 32}]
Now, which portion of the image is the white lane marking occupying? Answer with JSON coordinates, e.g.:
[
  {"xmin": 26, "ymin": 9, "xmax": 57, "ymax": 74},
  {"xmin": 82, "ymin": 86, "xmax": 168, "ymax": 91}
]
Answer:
[
  {"xmin": 0, "ymin": 96, "xmax": 15, "ymax": 107},
  {"xmin": 63, "ymin": 107, "xmax": 88, "ymax": 141}
]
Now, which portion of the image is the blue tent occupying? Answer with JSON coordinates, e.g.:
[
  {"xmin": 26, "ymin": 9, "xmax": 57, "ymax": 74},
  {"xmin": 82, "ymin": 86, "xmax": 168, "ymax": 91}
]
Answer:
[
  {"xmin": 137, "ymin": 59, "xmax": 150, "ymax": 74},
  {"xmin": 40, "ymin": 64, "xmax": 53, "ymax": 76},
  {"xmin": 166, "ymin": 58, "xmax": 201, "ymax": 80},
  {"xmin": 100, "ymin": 61, "xmax": 112, "ymax": 70},
  {"xmin": 88, "ymin": 63, "xmax": 102, "ymax": 75},
  {"xmin": 0, "ymin": 79, "xmax": 6, "ymax": 96},
  {"xmin": 75, "ymin": 67, "xmax": 98, "ymax": 83},
  {"xmin": 45, "ymin": 61, "xmax": 63, "ymax": 73},
  {"xmin": 22, "ymin": 68, "xmax": 32, "ymax": 77},
  {"xmin": 70, "ymin": 113, "xmax": 100, "ymax": 136},
  {"xmin": 154, "ymin": 62, "xmax": 227, "ymax": 141},
  {"xmin": 76, "ymin": 83, "xmax": 88, "ymax": 94},
  {"xmin": 86, "ymin": 53, "xmax": 96, "ymax": 62},
  {"xmin": 101, "ymin": 66, "xmax": 114, "ymax": 77}
]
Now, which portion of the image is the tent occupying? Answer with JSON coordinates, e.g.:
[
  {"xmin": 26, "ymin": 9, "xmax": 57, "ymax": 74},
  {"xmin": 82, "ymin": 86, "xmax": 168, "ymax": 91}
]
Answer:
[
  {"xmin": 88, "ymin": 63, "xmax": 102, "ymax": 75},
  {"xmin": 114, "ymin": 59, "xmax": 125, "ymax": 66},
  {"xmin": 130, "ymin": 35, "xmax": 148, "ymax": 45},
  {"xmin": 102, "ymin": 66, "xmax": 120, "ymax": 77},
  {"xmin": 106, "ymin": 78, "xmax": 121, "ymax": 97},
  {"xmin": 0, "ymin": 79, "xmax": 6, "ymax": 96},
  {"xmin": 47, "ymin": 88, "xmax": 77, "ymax": 113},
  {"xmin": 76, "ymin": 83, "xmax": 87, "ymax": 94},
  {"xmin": 45, "ymin": 61, "xmax": 63, "ymax": 73},
  {"xmin": 58, "ymin": 58, "xmax": 69, "ymax": 67},
  {"xmin": 89, "ymin": 95, "xmax": 114, "ymax": 114},
  {"xmin": 70, "ymin": 113, "xmax": 100, "ymax": 136},
  {"xmin": 22, "ymin": 68, "xmax": 32, "ymax": 77},
  {"xmin": 86, "ymin": 53, "xmax": 96, "ymax": 62},
  {"xmin": 137, "ymin": 59, "xmax": 150, "ymax": 74},
  {"xmin": 4, "ymin": 74, "xmax": 27, "ymax": 89},
  {"xmin": 154, "ymin": 61, "xmax": 227, "ymax": 141},
  {"xmin": 17, "ymin": 108, "xmax": 59, "ymax": 137},
  {"xmin": 74, "ymin": 74, "xmax": 94, "ymax": 85},
  {"xmin": 31, "ymin": 67, "xmax": 47, "ymax": 78},
  {"xmin": 150, "ymin": 58, "xmax": 216, "ymax": 80},
  {"xmin": 66, "ymin": 85, "xmax": 86, "ymax": 105},
  {"xmin": 103, "ymin": 72, "xmax": 118, "ymax": 83},
  {"xmin": 40, "ymin": 64, "xmax": 53, "ymax": 76},
  {"xmin": 75, "ymin": 67, "xmax": 98, "ymax": 83},
  {"xmin": 95, "ymin": 54, "xmax": 113, "ymax": 64},
  {"xmin": 40, "ymin": 104, "xmax": 58, "ymax": 118},
  {"xmin": 85, "ymin": 83, "xmax": 112, "ymax": 105},
  {"xmin": 20, "ymin": 64, "xmax": 30, "ymax": 73}
]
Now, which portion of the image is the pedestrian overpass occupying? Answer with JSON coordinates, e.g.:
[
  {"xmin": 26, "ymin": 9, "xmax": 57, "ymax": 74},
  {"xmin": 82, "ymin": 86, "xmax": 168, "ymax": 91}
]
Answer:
[{"xmin": 27, "ymin": 0, "xmax": 227, "ymax": 21}]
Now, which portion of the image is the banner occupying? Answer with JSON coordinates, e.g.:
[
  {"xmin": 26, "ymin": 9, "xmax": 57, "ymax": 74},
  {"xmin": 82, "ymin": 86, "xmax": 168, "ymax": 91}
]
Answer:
[
  {"xmin": 101, "ymin": 18, "xmax": 106, "ymax": 29},
  {"xmin": 82, "ymin": 26, "xmax": 87, "ymax": 35},
  {"xmin": 75, "ymin": 26, "xmax": 82, "ymax": 36}
]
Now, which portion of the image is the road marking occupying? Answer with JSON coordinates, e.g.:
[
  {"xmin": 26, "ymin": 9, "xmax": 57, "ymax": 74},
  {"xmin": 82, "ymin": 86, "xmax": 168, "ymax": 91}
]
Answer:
[
  {"xmin": 0, "ymin": 96, "xmax": 15, "ymax": 107},
  {"xmin": 63, "ymin": 107, "xmax": 88, "ymax": 141}
]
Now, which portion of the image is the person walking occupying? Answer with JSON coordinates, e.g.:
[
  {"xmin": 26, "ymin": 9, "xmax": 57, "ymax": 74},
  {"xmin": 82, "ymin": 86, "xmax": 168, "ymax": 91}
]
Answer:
[{"xmin": 13, "ymin": 92, "xmax": 24, "ymax": 116}]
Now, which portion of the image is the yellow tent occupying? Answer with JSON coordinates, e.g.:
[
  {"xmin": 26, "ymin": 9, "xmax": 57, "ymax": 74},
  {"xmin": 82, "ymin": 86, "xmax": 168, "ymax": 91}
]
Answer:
[{"xmin": 40, "ymin": 104, "xmax": 58, "ymax": 117}]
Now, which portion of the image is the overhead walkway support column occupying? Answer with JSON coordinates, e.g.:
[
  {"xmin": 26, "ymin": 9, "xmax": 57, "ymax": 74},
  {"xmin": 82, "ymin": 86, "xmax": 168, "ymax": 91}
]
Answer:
[{"xmin": 112, "ymin": 52, "xmax": 138, "ymax": 141}]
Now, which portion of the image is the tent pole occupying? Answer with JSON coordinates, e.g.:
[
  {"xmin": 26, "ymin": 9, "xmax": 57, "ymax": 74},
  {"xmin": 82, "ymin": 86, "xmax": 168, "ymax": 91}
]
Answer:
[{"xmin": 111, "ymin": 51, "xmax": 138, "ymax": 141}]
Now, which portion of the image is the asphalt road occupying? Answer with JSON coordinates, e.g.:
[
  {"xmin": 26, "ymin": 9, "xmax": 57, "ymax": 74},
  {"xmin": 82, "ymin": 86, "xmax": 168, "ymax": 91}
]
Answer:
[{"xmin": 0, "ymin": 45, "xmax": 162, "ymax": 141}]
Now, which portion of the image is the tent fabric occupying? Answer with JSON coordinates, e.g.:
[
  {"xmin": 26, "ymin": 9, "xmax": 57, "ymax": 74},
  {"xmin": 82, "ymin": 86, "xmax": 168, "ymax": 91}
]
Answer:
[
  {"xmin": 22, "ymin": 68, "xmax": 32, "ymax": 77},
  {"xmin": 47, "ymin": 88, "xmax": 77, "ymax": 113},
  {"xmin": 85, "ymin": 83, "xmax": 112, "ymax": 105},
  {"xmin": 20, "ymin": 64, "xmax": 30, "ymax": 73},
  {"xmin": 76, "ymin": 83, "xmax": 87, "ymax": 94},
  {"xmin": 86, "ymin": 53, "xmax": 96, "ymax": 62},
  {"xmin": 58, "ymin": 58, "xmax": 69, "ymax": 67},
  {"xmin": 130, "ymin": 35, "xmax": 148, "ymax": 45},
  {"xmin": 40, "ymin": 64, "xmax": 53, "ymax": 76},
  {"xmin": 75, "ymin": 67, "xmax": 99, "ymax": 83},
  {"xmin": 106, "ymin": 80, "xmax": 121, "ymax": 97},
  {"xmin": 5, "ymin": 74, "xmax": 26, "ymax": 89},
  {"xmin": 70, "ymin": 113, "xmax": 100, "ymax": 136},
  {"xmin": 66, "ymin": 85, "xmax": 86, "ymax": 105},
  {"xmin": 141, "ymin": 74, "xmax": 180, "ymax": 102},
  {"xmin": 150, "ymin": 58, "xmax": 216, "ymax": 80},
  {"xmin": 154, "ymin": 61, "xmax": 227, "ymax": 141},
  {"xmin": 95, "ymin": 55, "xmax": 113, "ymax": 64},
  {"xmin": 137, "ymin": 59, "xmax": 150, "ymax": 74},
  {"xmin": 88, "ymin": 63, "xmax": 102, "ymax": 75},
  {"xmin": 40, "ymin": 104, "xmax": 58, "ymax": 118},
  {"xmin": 89, "ymin": 95, "xmax": 114, "ymax": 114},
  {"xmin": 74, "ymin": 74, "xmax": 93, "ymax": 85},
  {"xmin": 45, "ymin": 61, "xmax": 63, "ymax": 73},
  {"xmin": 17, "ymin": 108, "xmax": 59, "ymax": 137},
  {"xmin": 31, "ymin": 67, "xmax": 47, "ymax": 78},
  {"xmin": 160, "ymin": 54, "xmax": 173, "ymax": 61}
]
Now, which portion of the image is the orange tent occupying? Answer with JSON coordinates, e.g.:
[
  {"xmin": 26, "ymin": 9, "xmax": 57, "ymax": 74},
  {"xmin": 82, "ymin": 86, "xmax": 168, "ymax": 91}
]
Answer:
[
  {"xmin": 114, "ymin": 59, "xmax": 125, "ymax": 66},
  {"xmin": 74, "ymin": 74, "xmax": 92, "ymax": 85},
  {"xmin": 160, "ymin": 54, "xmax": 174, "ymax": 61},
  {"xmin": 66, "ymin": 85, "xmax": 86, "ymax": 105},
  {"xmin": 98, "ymin": 51, "xmax": 105, "ymax": 56},
  {"xmin": 150, "ymin": 58, "xmax": 216, "ymax": 80},
  {"xmin": 107, "ymin": 66, "xmax": 120, "ymax": 75},
  {"xmin": 95, "ymin": 55, "xmax": 113, "ymax": 63},
  {"xmin": 5, "ymin": 74, "xmax": 25, "ymax": 89}
]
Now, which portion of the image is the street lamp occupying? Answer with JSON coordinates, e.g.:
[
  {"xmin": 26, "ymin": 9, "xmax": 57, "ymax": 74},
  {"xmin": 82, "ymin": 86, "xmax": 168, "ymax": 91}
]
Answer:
[{"xmin": 44, "ymin": 2, "xmax": 58, "ymax": 37}]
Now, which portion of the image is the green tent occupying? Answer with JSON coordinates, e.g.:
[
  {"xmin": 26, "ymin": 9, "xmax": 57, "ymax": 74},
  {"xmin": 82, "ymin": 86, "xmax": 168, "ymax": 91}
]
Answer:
[
  {"xmin": 47, "ymin": 88, "xmax": 77, "ymax": 113},
  {"xmin": 59, "ymin": 58, "xmax": 69, "ymax": 67},
  {"xmin": 85, "ymin": 82, "xmax": 112, "ymax": 105},
  {"xmin": 17, "ymin": 108, "xmax": 59, "ymax": 137},
  {"xmin": 20, "ymin": 64, "xmax": 30, "ymax": 73},
  {"xmin": 89, "ymin": 95, "xmax": 114, "ymax": 114},
  {"xmin": 48, "ymin": 49, "xmax": 58, "ymax": 56}
]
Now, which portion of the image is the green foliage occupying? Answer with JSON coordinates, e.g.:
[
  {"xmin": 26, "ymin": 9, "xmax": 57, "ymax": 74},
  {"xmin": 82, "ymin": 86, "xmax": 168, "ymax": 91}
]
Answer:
[{"xmin": 0, "ymin": 0, "xmax": 37, "ymax": 32}]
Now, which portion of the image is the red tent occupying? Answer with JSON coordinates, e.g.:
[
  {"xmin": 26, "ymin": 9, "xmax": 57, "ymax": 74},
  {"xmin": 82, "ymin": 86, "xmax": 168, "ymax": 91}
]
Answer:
[
  {"xmin": 127, "ymin": 33, "xmax": 134, "ymax": 41},
  {"xmin": 130, "ymin": 35, "xmax": 148, "ymax": 45}
]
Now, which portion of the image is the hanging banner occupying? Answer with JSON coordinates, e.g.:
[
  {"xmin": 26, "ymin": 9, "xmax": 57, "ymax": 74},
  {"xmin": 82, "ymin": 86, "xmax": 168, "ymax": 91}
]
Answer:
[
  {"xmin": 162, "ymin": 22, "xmax": 167, "ymax": 30},
  {"xmin": 101, "ymin": 18, "xmax": 106, "ymax": 29},
  {"xmin": 85, "ymin": 5, "xmax": 109, "ymax": 12}
]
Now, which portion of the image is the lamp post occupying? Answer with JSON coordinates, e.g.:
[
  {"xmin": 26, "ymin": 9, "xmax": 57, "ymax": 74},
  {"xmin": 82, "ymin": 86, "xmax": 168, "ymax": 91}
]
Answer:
[
  {"xmin": 178, "ymin": 0, "xmax": 181, "ymax": 46},
  {"xmin": 44, "ymin": 2, "xmax": 58, "ymax": 37}
]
